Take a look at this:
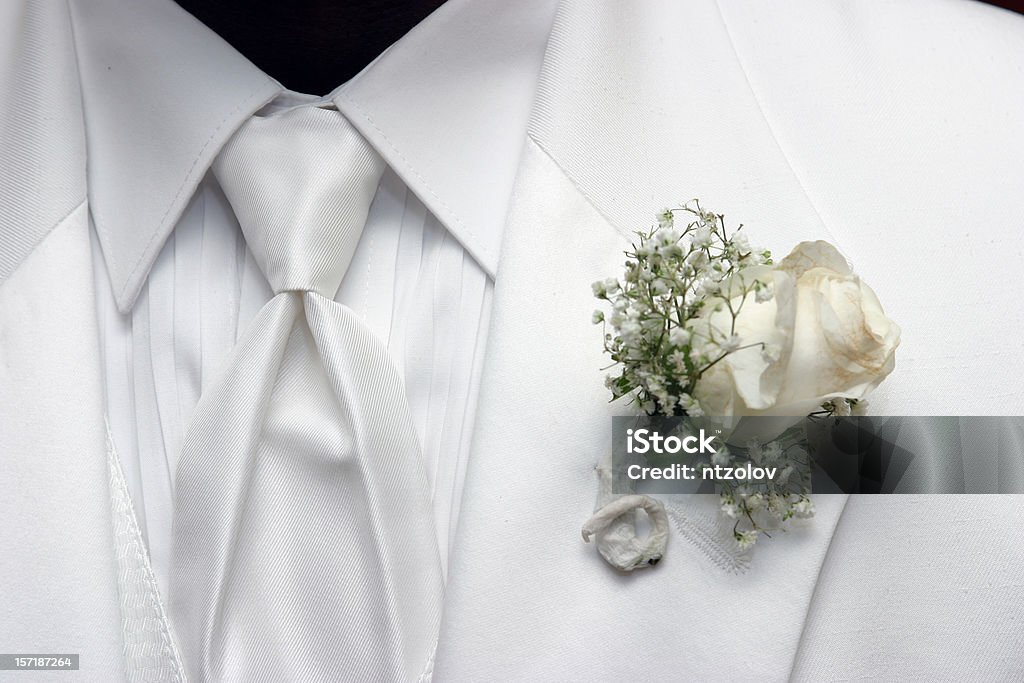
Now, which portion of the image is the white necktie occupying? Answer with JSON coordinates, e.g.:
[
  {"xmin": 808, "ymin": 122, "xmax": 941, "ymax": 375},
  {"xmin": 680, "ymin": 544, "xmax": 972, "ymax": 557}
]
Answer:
[{"xmin": 169, "ymin": 106, "xmax": 443, "ymax": 682}]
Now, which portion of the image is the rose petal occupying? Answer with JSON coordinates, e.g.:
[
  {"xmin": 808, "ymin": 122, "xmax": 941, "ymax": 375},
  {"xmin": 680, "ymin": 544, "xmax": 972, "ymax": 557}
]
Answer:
[{"xmin": 778, "ymin": 240, "xmax": 851, "ymax": 278}]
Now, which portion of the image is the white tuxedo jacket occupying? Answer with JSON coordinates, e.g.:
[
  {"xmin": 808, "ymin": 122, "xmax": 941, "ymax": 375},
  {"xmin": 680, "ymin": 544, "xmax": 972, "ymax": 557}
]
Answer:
[{"xmin": 2, "ymin": 0, "xmax": 1024, "ymax": 680}]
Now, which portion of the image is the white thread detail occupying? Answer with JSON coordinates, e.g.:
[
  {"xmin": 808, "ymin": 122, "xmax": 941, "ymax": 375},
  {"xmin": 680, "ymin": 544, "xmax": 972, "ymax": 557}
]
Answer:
[
  {"xmin": 105, "ymin": 421, "xmax": 187, "ymax": 682},
  {"xmin": 664, "ymin": 502, "xmax": 751, "ymax": 575}
]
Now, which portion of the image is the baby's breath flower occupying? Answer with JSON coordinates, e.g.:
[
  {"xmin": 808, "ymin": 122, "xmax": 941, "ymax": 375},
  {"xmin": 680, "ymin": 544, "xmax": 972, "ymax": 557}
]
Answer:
[
  {"xmin": 744, "ymin": 492, "xmax": 766, "ymax": 512},
  {"xmin": 669, "ymin": 350, "xmax": 687, "ymax": 373},
  {"xmin": 792, "ymin": 497, "xmax": 815, "ymax": 519},
  {"xmin": 691, "ymin": 227, "xmax": 712, "ymax": 249},
  {"xmin": 657, "ymin": 227, "xmax": 680, "ymax": 246},
  {"xmin": 720, "ymin": 334, "xmax": 742, "ymax": 353},
  {"xmin": 680, "ymin": 394, "xmax": 703, "ymax": 417},
  {"xmin": 755, "ymin": 283, "xmax": 773, "ymax": 303},
  {"xmin": 668, "ymin": 327, "xmax": 690, "ymax": 348},
  {"xmin": 686, "ymin": 249, "xmax": 709, "ymax": 269},
  {"xmin": 735, "ymin": 529, "xmax": 759, "ymax": 550}
]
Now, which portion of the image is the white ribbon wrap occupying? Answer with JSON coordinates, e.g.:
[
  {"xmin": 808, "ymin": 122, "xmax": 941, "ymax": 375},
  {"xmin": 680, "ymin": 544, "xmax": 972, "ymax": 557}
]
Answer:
[{"xmin": 582, "ymin": 453, "xmax": 669, "ymax": 571}]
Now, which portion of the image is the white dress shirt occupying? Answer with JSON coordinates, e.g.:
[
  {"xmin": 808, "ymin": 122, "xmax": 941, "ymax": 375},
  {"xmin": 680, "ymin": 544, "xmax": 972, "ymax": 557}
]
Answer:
[
  {"xmin": 92, "ymin": 93, "xmax": 493, "ymax": 594},
  {"xmin": 66, "ymin": 0, "xmax": 551, "ymax": 603}
]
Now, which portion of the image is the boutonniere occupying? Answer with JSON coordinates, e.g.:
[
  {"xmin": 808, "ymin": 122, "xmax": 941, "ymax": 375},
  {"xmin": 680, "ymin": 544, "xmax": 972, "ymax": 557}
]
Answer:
[{"xmin": 582, "ymin": 201, "xmax": 900, "ymax": 570}]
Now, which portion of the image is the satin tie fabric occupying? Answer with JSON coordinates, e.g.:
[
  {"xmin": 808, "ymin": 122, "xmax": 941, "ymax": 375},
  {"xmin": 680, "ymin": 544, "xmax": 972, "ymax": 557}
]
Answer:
[{"xmin": 169, "ymin": 106, "xmax": 443, "ymax": 682}]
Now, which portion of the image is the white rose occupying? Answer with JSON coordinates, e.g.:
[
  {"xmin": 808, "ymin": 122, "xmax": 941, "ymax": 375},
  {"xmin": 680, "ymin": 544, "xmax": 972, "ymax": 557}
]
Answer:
[{"xmin": 693, "ymin": 241, "xmax": 900, "ymax": 418}]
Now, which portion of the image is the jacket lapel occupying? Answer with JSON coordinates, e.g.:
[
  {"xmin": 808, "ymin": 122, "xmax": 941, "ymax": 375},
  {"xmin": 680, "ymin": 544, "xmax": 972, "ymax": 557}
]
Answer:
[
  {"xmin": 437, "ymin": 1, "xmax": 849, "ymax": 679},
  {"xmin": 0, "ymin": 0, "xmax": 86, "ymax": 285},
  {"xmin": 0, "ymin": 3, "xmax": 126, "ymax": 668}
]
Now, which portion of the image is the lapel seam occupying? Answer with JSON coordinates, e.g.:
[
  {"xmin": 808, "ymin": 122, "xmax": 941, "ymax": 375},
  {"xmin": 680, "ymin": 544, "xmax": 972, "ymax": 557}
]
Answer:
[
  {"xmin": 525, "ymin": 132, "xmax": 636, "ymax": 244},
  {"xmin": 0, "ymin": 197, "xmax": 87, "ymax": 288},
  {"xmin": 709, "ymin": 0, "xmax": 851, "ymax": 259}
]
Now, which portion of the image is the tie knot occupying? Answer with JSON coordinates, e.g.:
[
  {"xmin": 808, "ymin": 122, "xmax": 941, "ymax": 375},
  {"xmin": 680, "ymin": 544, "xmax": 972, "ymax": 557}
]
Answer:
[{"xmin": 213, "ymin": 107, "xmax": 385, "ymax": 297}]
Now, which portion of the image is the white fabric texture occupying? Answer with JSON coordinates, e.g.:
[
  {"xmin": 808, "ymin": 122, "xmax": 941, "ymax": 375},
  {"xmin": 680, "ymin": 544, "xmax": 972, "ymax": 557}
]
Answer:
[
  {"xmin": 0, "ymin": 0, "xmax": 85, "ymax": 284},
  {"xmin": 4, "ymin": 0, "xmax": 1024, "ymax": 680},
  {"xmin": 169, "ymin": 106, "xmax": 442, "ymax": 682}
]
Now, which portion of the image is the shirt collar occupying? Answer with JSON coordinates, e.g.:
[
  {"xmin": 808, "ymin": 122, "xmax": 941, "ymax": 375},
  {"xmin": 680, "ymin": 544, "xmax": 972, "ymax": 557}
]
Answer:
[
  {"xmin": 74, "ymin": 0, "xmax": 556, "ymax": 313},
  {"xmin": 73, "ymin": 0, "xmax": 281, "ymax": 313},
  {"xmin": 332, "ymin": 0, "xmax": 558, "ymax": 282}
]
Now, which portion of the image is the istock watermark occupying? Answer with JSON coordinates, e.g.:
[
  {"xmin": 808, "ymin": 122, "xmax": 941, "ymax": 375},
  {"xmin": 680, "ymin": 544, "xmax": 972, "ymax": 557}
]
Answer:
[{"xmin": 610, "ymin": 415, "xmax": 1024, "ymax": 495}]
